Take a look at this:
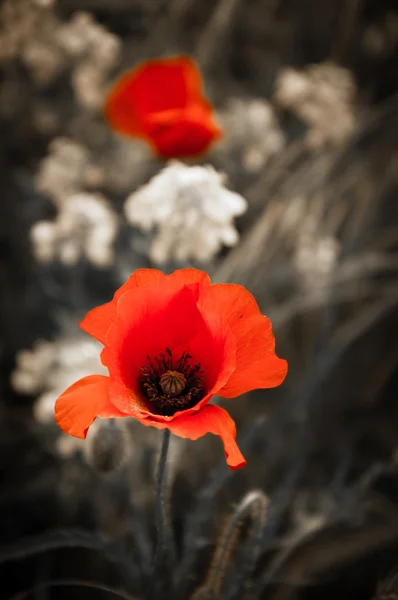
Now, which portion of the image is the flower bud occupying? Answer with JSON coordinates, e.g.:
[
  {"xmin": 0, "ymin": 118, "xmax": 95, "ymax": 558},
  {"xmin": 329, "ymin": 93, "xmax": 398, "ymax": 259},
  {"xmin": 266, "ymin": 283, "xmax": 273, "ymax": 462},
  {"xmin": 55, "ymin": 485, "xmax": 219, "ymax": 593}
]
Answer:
[{"xmin": 84, "ymin": 419, "xmax": 129, "ymax": 473}]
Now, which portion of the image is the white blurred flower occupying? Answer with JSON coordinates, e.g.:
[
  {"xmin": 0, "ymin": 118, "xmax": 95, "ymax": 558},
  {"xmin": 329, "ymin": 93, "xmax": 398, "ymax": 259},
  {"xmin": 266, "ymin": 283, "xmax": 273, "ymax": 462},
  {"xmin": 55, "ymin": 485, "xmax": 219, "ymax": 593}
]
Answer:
[
  {"xmin": 22, "ymin": 37, "xmax": 64, "ymax": 84},
  {"xmin": 57, "ymin": 12, "xmax": 121, "ymax": 110},
  {"xmin": 0, "ymin": 0, "xmax": 60, "ymax": 76},
  {"xmin": 33, "ymin": 138, "xmax": 117, "ymax": 268},
  {"xmin": 11, "ymin": 334, "xmax": 106, "ymax": 425},
  {"xmin": 125, "ymin": 161, "xmax": 248, "ymax": 264},
  {"xmin": 274, "ymin": 62, "xmax": 357, "ymax": 147},
  {"xmin": 0, "ymin": 2, "xmax": 120, "ymax": 106},
  {"xmin": 31, "ymin": 192, "xmax": 118, "ymax": 267},
  {"xmin": 35, "ymin": 138, "xmax": 94, "ymax": 205},
  {"xmin": 11, "ymin": 332, "xmax": 108, "ymax": 458},
  {"xmin": 217, "ymin": 98, "xmax": 285, "ymax": 172}
]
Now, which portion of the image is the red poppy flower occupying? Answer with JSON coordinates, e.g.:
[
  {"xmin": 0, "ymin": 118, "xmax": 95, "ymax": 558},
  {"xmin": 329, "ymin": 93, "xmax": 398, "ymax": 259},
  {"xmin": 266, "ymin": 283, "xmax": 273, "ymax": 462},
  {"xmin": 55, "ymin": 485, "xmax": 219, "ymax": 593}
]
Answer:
[
  {"xmin": 104, "ymin": 56, "xmax": 222, "ymax": 159},
  {"xmin": 55, "ymin": 269, "xmax": 287, "ymax": 470}
]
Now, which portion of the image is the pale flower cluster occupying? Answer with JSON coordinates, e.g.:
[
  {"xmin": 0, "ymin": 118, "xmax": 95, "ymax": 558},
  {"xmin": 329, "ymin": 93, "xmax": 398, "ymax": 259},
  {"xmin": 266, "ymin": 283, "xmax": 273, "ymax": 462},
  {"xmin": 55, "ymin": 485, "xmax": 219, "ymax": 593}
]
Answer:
[
  {"xmin": 0, "ymin": 0, "xmax": 120, "ymax": 109},
  {"xmin": 32, "ymin": 138, "xmax": 118, "ymax": 267},
  {"xmin": 11, "ymin": 333, "xmax": 106, "ymax": 426},
  {"xmin": 0, "ymin": 0, "xmax": 58, "ymax": 74},
  {"xmin": 32, "ymin": 192, "xmax": 118, "ymax": 267},
  {"xmin": 35, "ymin": 138, "xmax": 99, "ymax": 203},
  {"xmin": 274, "ymin": 62, "xmax": 357, "ymax": 148},
  {"xmin": 125, "ymin": 161, "xmax": 248, "ymax": 264},
  {"xmin": 217, "ymin": 98, "xmax": 285, "ymax": 172},
  {"xmin": 57, "ymin": 12, "xmax": 121, "ymax": 110}
]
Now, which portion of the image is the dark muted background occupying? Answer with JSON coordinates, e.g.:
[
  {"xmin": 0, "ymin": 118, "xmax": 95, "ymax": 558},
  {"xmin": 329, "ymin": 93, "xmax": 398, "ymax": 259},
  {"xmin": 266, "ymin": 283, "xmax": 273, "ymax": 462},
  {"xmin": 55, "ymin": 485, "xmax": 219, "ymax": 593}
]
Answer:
[{"xmin": 0, "ymin": 0, "xmax": 398, "ymax": 598}]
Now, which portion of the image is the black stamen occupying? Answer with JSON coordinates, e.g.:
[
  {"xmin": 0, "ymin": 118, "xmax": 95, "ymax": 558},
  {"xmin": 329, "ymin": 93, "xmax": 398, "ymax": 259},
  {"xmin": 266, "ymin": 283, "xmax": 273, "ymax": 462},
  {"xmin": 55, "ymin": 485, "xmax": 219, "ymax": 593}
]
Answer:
[{"xmin": 139, "ymin": 348, "xmax": 205, "ymax": 416}]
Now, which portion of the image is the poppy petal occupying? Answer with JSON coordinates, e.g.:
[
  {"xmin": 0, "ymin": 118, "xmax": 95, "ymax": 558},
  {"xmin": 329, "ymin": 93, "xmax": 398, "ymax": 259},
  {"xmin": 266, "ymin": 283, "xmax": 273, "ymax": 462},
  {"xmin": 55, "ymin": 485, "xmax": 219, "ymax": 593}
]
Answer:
[
  {"xmin": 101, "ymin": 284, "xmax": 207, "ymax": 413},
  {"xmin": 79, "ymin": 303, "xmax": 115, "ymax": 346},
  {"xmin": 55, "ymin": 375, "xmax": 125, "ymax": 439},
  {"xmin": 199, "ymin": 284, "xmax": 288, "ymax": 397},
  {"xmin": 144, "ymin": 103, "xmax": 222, "ymax": 158},
  {"xmin": 80, "ymin": 269, "xmax": 210, "ymax": 346},
  {"xmin": 173, "ymin": 307, "xmax": 236, "ymax": 403},
  {"xmin": 104, "ymin": 56, "xmax": 203, "ymax": 137},
  {"xmin": 80, "ymin": 269, "xmax": 167, "ymax": 344},
  {"xmin": 148, "ymin": 117, "xmax": 221, "ymax": 159},
  {"xmin": 168, "ymin": 267, "xmax": 209, "ymax": 285},
  {"xmin": 167, "ymin": 268, "xmax": 211, "ymax": 300},
  {"xmin": 146, "ymin": 404, "xmax": 246, "ymax": 470}
]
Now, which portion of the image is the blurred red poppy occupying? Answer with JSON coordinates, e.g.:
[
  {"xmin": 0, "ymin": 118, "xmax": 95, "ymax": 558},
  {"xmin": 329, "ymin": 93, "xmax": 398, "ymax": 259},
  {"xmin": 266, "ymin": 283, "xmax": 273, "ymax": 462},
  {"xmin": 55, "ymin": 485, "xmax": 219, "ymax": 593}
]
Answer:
[
  {"xmin": 55, "ymin": 269, "xmax": 287, "ymax": 470},
  {"xmin": 104, "ymin": 56, "xmax": 222, "ymax": 159}
]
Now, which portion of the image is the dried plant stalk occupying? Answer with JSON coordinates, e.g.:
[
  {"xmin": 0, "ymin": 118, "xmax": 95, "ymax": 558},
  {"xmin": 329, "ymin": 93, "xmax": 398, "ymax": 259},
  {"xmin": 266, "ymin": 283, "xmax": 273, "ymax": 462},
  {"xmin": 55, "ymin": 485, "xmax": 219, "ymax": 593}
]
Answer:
[{"xmin": 190, "ymin": 490, "xmax": 269, "ymax": 599}]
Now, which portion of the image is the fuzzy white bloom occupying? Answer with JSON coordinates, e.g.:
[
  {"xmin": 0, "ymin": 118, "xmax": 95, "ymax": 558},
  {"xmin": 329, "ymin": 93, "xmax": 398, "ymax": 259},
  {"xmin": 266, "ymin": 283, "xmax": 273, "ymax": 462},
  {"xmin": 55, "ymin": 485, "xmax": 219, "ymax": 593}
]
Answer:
[
  {"xmin": 11, "ymin": 334, "xmax": 106, "ymax": 425},
  {"xmin": 31, "ymin": 192, "xmax": 118, "ymax": 267},
  {"xmin": 125, "ymin": 161, "xmax": 248, "ymax": 264},
  {"xmin": 274, "ymin": 62, "xmax": 357, "ymax": 147},
  {"xmin": 0, "ymin": 0, "xmax": 60, "ymax": 74},
  {"xmin": 35, "ymin": 138, "xmax": 95, "ymax": 205},
  {"xmin": 11, "ymin": 332, "xmax": 108, "ymax": 458},
  {"xmin": 58, "ymin": 12, "xmax": 120, "ymax": 70},
  {"xmin": 57, "ymin": 12, "xmax": 121, "ymax": 110},
  {"xmin": 0, "ymin": 2, "xmax": 120, "ymax": 107},
  {"xmin": 217, "ymin": 98, "xmax": 285, "ymax": 172},
  {"xmin": 33, "ymin": 138, "xmax": 117, "ymax": 268}
]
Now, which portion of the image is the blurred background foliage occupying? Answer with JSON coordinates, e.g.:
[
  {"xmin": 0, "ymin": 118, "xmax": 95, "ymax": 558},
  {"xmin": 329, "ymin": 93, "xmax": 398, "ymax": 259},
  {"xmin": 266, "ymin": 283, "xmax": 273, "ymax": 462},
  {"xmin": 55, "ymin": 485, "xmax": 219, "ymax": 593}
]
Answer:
[{"xmin": 0, "ymin": 0, "xmax": 398, "ymax": 598}]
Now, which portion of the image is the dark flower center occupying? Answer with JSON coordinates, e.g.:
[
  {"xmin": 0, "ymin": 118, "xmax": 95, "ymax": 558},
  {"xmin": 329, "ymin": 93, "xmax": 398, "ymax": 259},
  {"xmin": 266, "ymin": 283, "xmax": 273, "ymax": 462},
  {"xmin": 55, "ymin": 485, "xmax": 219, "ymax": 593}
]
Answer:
[
  {"xmin": 140, "ymin": 348, "xmax": 205, "ymax": 416},
  {"xmin": 159, "ymin": 370, "xmax": 187, "ymax": 395}
]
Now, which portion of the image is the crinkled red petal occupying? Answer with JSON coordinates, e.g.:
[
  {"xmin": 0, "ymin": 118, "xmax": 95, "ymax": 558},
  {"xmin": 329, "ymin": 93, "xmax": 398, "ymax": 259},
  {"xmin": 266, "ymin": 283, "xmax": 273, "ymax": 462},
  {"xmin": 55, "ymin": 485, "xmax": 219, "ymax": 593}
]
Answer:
[
  {"xmin": 143, "ymin": 104, "xmax": 222, "ymax": 158},
  {"xmin": 199, "ymin": 283, "xmax": 288, "ymax": 397},
  {"xmin": 138, "ymin": 404, "xmax": 246, "ymax": 470},
  {"xmin": 54, "ymin": 375, "xmax": 125, "ymax": 439},
  {"xmin": 80, "ymin": 268, "xmax": 210, "ymax": 345},
  {"xmin": 104, "ymin": 56, "xmax": 204, "ymax": 137}
]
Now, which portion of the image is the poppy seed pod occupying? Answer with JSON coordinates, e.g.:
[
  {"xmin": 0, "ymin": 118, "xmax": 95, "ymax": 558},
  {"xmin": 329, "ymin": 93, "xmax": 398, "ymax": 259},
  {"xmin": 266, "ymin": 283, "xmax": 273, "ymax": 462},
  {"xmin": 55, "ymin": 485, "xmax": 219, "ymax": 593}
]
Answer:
[{"xmin": 84, "ymin": 419, "xmax": 129, "ymax": 473}]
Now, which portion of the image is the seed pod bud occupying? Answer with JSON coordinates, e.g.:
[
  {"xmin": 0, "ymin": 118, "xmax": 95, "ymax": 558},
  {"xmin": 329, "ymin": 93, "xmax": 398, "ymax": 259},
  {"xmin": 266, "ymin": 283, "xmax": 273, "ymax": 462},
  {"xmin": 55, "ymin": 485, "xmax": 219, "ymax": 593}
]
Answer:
[
  {"xmin": 84, "ymin": 419, "xmax": 129, "ymax": 473},
  {"xmin": 159, "ymin": 370, "xmax": 187, "ymax": 395}
]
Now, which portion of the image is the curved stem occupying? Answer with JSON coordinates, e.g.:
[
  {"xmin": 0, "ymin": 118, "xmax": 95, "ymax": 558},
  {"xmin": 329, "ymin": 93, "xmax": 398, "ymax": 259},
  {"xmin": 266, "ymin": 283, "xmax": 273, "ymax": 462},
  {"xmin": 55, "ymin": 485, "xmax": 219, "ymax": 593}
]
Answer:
[
  {"xmin": 155, "ymin": 429, "xmax": 171, "ymax": 566},
  {"xmin": 150, "ymin": 429, "xmax": 175, "ymax": 600}
]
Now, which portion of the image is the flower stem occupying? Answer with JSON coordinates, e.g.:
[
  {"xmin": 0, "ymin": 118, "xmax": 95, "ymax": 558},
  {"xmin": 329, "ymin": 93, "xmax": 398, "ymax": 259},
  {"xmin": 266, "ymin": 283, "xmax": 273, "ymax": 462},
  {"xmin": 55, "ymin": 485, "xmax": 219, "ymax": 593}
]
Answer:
[{"xmin": 151, "ymin": 428, "xmax": 174, "ymax": 594}]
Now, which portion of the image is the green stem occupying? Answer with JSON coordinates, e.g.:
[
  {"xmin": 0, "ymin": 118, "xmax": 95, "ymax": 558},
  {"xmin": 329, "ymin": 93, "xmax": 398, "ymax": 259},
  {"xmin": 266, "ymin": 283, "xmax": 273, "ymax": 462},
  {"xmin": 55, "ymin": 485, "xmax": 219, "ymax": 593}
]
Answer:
[{"xmin": 151, "ymin": 429, "xmax": 174, "ymax": 598}]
